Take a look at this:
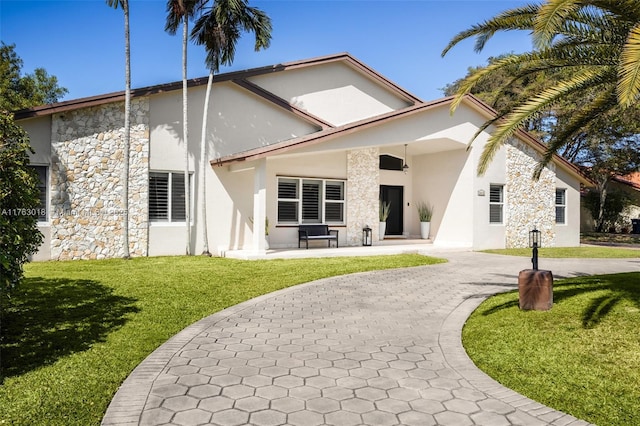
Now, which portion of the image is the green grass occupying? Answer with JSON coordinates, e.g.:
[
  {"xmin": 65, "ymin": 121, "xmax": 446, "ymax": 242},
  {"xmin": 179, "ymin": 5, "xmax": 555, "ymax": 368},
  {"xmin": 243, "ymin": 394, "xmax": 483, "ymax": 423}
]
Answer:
[
  {"xmin": 483, "ymin": 246, "xmax": 640, "ymax": 258},
  {"xmin": 463, "ymin": 273, "xmax": 640, "ymax": 425},
  {"xmin": 0, "ymin": 254, "xmax": 444, "ymax": 425}
]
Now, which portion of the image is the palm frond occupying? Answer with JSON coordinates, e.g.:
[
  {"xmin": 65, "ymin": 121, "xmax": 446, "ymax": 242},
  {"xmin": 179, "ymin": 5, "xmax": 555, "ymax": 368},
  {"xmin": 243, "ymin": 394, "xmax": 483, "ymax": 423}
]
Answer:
[
  {"xmin": 441, "ymin": 4, "xmax": 539, "ymax": 57},
  {"xmin": 534, "ymin": 0, "xmax": 581, "ymax": 48},
  {"xmin": 617, "ymin": 23, "xmax": 640, "ymax": 107},
  {"xmin": 477, "ymin": 67, "xmax": 610, "ymax": 175}
]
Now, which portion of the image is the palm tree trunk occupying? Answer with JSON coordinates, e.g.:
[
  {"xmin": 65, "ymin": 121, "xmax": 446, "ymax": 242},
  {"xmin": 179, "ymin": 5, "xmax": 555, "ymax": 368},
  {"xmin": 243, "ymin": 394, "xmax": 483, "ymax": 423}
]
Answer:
[
  {"xmin": 122, "ymin": 0, "xmax": 131, "ymax": 259},
  {"xmin": 182, "ymin": 17, "xmax": 191, "ymax": 255},
  {"xmin": 596, "ymin": 180, "xmax": 608, "ymax": 232},
  {"xmin": 199, "ymin": 70, "xmax": 213, "ymax": 256}
]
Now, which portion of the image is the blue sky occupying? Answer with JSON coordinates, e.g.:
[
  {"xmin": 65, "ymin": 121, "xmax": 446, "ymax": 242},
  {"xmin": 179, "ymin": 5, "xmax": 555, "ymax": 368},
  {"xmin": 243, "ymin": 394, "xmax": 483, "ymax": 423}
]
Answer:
[{"xmin": 1, "ymin": 0, "xmax": 532, "ymax": 102}]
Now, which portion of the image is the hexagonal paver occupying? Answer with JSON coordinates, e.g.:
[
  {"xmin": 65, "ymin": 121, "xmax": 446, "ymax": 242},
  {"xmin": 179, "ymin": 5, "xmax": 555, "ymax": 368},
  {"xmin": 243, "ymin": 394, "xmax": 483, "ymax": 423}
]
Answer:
[
  {"xmin": 173, "ymin": 408, "xmax": 211, "ymax": 425},
  {"xmin": 139, "ymin": 408, "xmax": 173, "ymax": 425},
  {"xmin": 255, "ymin": 385, "xmax": 288, "ymax": 399},
  {"xmin": 434, "ymin": 411, "xmax": 474, "ymax": 426},
  {"xmin": 398, "ymin": 410, "xmax": 437, "ymax": 426},
  {"xmin": 335, "ymin": 376, "xmax": 367, "ymax": 389},
  {"xmin": 306, "ymin": 375, "xmax": 336, "ymax": 389},
  {"xmin": 367, "ymin": 376, "xmax": 398, "ymax": 390},
  {"xmin": 151, "ymin": 383, "xmax": 188, "ymax": 398},
  {"xmin": 419, "ymin": 387, "xmax": 454, "ymax": 402},
  {"xmin": 471, "ymin": 411, "xmax": 511, "ymax": 426},
  {"xmin": 444, "ymin": 398, "xmax": 480, "ymax": 414},
  {"xmin": 407, "ymin": 368, "xmax": 438, "ymax": 380},
  {"xmin": 409, "ymin": 398, "xmax": 446, "ymax": 414},
  {"xmin": 221, "ymin": 384, "xmax": 254, "ymax": 399},
  {"xmin": 306, "ymin": 397, "xmax": 341, "ymax": 414},
  {"xmin": 362, "ymin": 410, "xmax": 399, "ymax": 426},
  {"xmin": 288, "ymin": 410, "xmax": 324, "ymax": 426},
  {"xmin": 398, "ymin": 377, "xmax": 430, "ymax": 390},
  {"xmin": 378, "ymin": 368, "xmax": 408, "ymax": 380},
  {"xmin": 477, "ymin": 398, "xmax": 516, "ymax": 415},
  {"xmin": 210, "ymin": 408, "xmax": 250, "ymax": 426},
  {"xmin": 168, "ymin": 365, "xmax": 199, "ymax": 376},
  {"xmin": 235, "ymin": 396, "xmax": 270, "ymax": 412},
  {"xmin": 271, "ymin": 396, "xmax": 305, "ymax": 413},
  {"xmin": 386, "ymin": 387, "xmax": 421, "ymax": 402},
  {"xmin": 349, "ymin": 367, "xmax": 378, "ymax": 379},
  {"xmin": 209, "ymin": 374, "xmax": 242, "ymax": 387},
  {"xmin": 452, "ymin": 388, "xmax": 487, "ymax": 402},
  {"xmin": 324, "ymin": 410, "xmax": 363, "ymax": 426},
  {"xmin": 355, "ymin": 387, "xmax": 388, "ymax": 401},
  {"xmin": 260, "ymin": 366, "xmax": 290, "ymax": 378},
  {"xmin": 248, "ymin": 409, "xmax": 287, "ymax": 426},
  {"xmin": 187, "ymin": 384, "xmax": 222, "ymax": 399},
  {"xmin": 199, "ymin": 395, "xmax": 234, "ymax": 412},
  {"xmin": 276, "ymin": 357, "xmax": 305, "ymax": 369},
  {"xmin": 162, "ymin": 395, "xmax": 199, "ymax": 411},
  {"xmin": 229, "ymin": 366, "xmax": 259, "ymax": 377},
  {"xmin": 341, "ymin": 397, "xmax": 376, "ymax": 413},
  {"xmin": 323, "ymin": 386, "xmax": 354, "ymax": 401},
  {"xmin": 273, "ymin": 375, "xmax": 304, "ymax": 388},
  {"xmin": 290, "ymin": 366, "xmax": 318, "ymax": 378},
  {"xmin": 319, "ymin": 367, "xmax": 349, "ymax": 379},
  {"xmin": 242, "ymin": 374, "xmax": 272, "ymax": 388},
  {"xmin": 376, "ymin": 397, "xmax": 411, "ymax": 414}
]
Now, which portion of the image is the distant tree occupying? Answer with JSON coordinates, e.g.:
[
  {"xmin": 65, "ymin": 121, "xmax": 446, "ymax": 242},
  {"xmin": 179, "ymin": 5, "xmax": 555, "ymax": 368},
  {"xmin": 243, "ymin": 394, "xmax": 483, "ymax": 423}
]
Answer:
[
  {"xmin": 166, "ymin": 0, "xmax": 200, "ymax": 255},
  {"xmin": 0, "ymin": 111, "xmax": 43, "ymax": 292},
  {"xmin": 191, "ymin": 0, "xmax": 272, "ymax": 255},
  {"xmin": 441, "ymin": 0, "xmax": 640, "ymax": 178},
  {"xmin": 106, "ymin": 0, "xmax": 132, "ymax": 259},
  {"xmin": 0, "ymin": 42, "xmax": 68, "ymax": 110}
]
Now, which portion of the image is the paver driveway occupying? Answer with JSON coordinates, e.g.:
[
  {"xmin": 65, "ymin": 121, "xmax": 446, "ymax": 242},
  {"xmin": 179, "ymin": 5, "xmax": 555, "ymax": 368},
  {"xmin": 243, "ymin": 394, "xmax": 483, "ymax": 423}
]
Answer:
[{"xmin": 102, "ymin": 251, "xmax": 639, "ymax": 426}]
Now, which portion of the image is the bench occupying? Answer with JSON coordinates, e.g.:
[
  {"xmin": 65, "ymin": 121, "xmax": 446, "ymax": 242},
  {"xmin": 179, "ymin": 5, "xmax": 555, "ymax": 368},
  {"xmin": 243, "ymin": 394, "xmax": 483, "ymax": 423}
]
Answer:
[{"xmin": 298, "ymin": 224, "xmax": 339, "ymax": 249}]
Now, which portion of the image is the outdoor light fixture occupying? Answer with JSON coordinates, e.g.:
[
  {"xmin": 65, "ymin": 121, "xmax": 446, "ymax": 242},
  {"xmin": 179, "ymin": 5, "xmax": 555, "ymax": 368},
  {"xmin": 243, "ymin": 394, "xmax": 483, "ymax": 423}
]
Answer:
[
  {"xmin": 362, "ymin": 225, "xmax": 372, "ymax": 246},
  {"xmin": 529, "ymin": 227, "xmax": 541, "ymax": 270},
  {"xmin": 403, "ymin": 144, "xmax": 409, "ymax": 173}
]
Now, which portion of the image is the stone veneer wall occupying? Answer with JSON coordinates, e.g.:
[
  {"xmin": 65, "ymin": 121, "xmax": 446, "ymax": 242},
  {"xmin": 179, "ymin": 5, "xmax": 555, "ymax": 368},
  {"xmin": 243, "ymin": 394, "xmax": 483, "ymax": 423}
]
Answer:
[
  {"xmin": 347, "ymin": 148, "xmax": 380, "ymax": 245},
  {"xmin": 50, "ymin": 99, "xmax": 149, "ymax": 260},
  {"xmin": 505, "ymin": 139, "xmax": 556, "ymax": 248}
]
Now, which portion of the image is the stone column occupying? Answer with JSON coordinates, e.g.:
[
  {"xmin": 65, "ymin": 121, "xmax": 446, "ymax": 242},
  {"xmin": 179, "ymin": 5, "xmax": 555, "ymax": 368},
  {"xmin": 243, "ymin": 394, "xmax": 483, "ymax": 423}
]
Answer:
[
  {"xmin": 505, "ymin": 139, "xmax": 556, "ymax": 248},
  {"xmin": 347, "ymin": 148, "xmax": 380, "ymax": 246}
]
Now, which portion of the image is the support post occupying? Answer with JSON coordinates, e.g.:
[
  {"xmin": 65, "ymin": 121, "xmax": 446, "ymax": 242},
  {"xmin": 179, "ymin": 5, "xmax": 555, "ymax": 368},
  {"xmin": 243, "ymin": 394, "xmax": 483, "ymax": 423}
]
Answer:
[{"xmin": 252, "ymin": 159, "xmax": 267, "ymax": 252}]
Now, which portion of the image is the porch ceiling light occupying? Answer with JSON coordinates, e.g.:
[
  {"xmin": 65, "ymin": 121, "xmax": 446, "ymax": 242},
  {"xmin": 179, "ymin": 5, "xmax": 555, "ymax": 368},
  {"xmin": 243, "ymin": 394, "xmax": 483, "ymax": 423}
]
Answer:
[{"xmin": 403, "ymin": 144, "xmax": 409, "ymax": 173}]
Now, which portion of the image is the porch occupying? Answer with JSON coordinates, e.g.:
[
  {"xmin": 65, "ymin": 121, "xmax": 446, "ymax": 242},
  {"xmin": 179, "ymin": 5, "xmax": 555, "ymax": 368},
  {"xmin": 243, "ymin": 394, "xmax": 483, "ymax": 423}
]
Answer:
[{"xmin": 221, "ymin": 238, "xmax": 467, "ymax": 260}]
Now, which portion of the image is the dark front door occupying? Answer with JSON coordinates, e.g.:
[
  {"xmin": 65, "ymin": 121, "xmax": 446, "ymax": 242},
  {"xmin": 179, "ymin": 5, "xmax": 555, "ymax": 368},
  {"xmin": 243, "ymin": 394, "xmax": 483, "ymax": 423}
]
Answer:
[{"xmin": 380, "ymin": 185, "xmax": 403, "ymax": 236}]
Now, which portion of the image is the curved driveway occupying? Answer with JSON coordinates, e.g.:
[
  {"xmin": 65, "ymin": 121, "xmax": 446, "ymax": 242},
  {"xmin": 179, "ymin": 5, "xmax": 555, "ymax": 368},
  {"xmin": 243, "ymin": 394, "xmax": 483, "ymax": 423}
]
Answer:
[{"xmin": 102, "ymin": 251, "xmax": 639, "ymax": 426}]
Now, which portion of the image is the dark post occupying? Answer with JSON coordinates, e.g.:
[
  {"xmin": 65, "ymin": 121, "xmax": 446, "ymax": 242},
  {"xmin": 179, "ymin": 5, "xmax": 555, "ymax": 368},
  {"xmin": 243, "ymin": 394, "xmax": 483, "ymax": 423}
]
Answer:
[
  {"xmin": 529, "ymin": 227, "xmax": 541, "ymax": 270},
  {"xmin": 519, "ymin": 227, "xmax": 553, "ymax": 311}
]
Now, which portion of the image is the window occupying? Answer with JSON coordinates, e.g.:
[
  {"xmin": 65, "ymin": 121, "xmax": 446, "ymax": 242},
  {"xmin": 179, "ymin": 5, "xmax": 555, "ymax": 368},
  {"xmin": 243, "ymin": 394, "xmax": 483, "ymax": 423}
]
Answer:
[
  {"xmin": 277, "ymin": 177, "xmax": 345, "ymax": 224},
  {"xmin": 489, "ymin": 184, "xmax": 503, "ymax": 224},
  {"xmin": 149, "ymin": 172, "xmax": 192, "ymax": 222},
  {"xmin": 379, "ymin": 155, "xmax": 403, "ymax": 171},
  {"xmin": 555, "ymin": 189, "xmax": 566, "ymax": 224},
  {"xmin": 29, "ymin": 165, "xmax": 48, "ymax": 222}
]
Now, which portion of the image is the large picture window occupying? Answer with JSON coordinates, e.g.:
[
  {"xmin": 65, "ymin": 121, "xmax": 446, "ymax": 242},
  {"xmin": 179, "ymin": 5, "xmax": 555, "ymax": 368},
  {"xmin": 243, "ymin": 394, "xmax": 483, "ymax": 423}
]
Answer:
[
  {"xmin": 489, "ymin": 184, "xmax": 504, "ymax": 224},
  {"xmin": 149, "ymin": 172, "xmax": 192, "ymax": 222},
  {"xmin": 555, "ymin": 189, "xmax": 566, "ymax": 224},
  {"xmin": 277, "ymin": 177, "xmax": 345, "ymax": 224}
]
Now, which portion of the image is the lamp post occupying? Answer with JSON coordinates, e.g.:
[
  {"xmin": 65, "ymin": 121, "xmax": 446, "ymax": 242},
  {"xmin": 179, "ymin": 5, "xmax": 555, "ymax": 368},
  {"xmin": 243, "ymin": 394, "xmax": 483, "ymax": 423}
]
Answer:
[
  {"xmin": 529, "ymin": 227, "xmax": 541, "ymax": 270},
  {"xmin": 362, "ymin": 226, "xmax": 372, "ymax": 246}
]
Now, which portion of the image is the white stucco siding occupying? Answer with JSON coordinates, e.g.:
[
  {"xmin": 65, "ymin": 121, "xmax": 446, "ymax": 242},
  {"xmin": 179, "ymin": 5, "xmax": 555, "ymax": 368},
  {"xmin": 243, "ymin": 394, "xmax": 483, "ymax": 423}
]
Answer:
[
  {"xmin": 149, "ymin": 82, "xmax": 319, "ymax": 169},
  {"xmin": 413, "ymin": 149, "xmax": 476, "ymax": 247},
  {"xmin": 22, "ymin": 117, "xmax": 53, "ymax": 261},
  {"xmin": 555, "ymin": 167, "xmax": 581, "ymax": 246},
  {"xmin": 248, "ymin": 62, "xmax": 412, "ymax": 126}
]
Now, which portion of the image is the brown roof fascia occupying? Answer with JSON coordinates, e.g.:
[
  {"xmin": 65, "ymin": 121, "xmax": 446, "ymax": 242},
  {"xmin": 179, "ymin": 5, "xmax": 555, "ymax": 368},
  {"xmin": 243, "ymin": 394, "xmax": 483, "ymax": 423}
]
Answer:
[
  {"xmin": 13, "ymin": 53, "xmax": 378, "ymax": 120},
  {"xmin": 232, "ymin": 79, "xmax": 333, "ymax": 130},
  {"xmin": 211, "ymin": 98, "xmax": 452, "ymax": 167}
]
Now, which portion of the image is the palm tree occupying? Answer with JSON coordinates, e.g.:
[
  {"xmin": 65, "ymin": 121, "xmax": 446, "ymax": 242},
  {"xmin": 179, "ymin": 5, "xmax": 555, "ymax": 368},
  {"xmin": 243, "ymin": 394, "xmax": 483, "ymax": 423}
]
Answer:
[
  {"xmin": 442, "ymin": 0, "xmax": 640, "ymax": 178},
  {"xmin": 190, "ymin": 0, "xmax": 272, "ymax": 255},
  {"xmin": 106, "ymin": 0, "xmax": 131, "ymax": 258},
  {"xmin": 165, "ymin": 0, "xmax": 200, "ymax": 255}
]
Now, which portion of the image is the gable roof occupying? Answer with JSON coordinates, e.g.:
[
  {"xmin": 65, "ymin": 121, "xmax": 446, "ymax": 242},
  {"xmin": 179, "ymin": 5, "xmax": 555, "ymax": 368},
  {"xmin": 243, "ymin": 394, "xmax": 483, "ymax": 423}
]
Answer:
[{"xmin": 13, "ymin": 52, "xmax": 421, "ymax": 121}]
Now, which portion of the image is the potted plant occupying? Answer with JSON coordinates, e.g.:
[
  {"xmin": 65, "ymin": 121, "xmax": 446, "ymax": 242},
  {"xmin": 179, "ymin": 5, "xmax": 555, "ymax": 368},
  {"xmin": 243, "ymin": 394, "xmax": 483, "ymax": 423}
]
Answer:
[
  {"xmin": 416, "ymin": 201, "xmax": 433, "ymax": 239},
  {"xmin": 379, "ymin": 201, "xmax": 391, "ymax": 241}
]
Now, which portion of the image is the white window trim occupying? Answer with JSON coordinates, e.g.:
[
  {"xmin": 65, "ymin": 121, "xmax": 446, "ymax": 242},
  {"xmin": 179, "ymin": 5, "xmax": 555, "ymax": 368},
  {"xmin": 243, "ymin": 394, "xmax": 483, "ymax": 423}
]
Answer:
[
  {"xmin": 149, "ymin": 171, "xmax": 194, "ymax": 226},
  {"xmin": 555, "ymin": 188, "xmax": 567, "ymax": 225},
  {"xmin": 277, "ymin": 176, "xmax": 346, "ymax": 225},
  {"xmin": 489, "ymin": 184, "xmax": 504, "ymax": 225}
]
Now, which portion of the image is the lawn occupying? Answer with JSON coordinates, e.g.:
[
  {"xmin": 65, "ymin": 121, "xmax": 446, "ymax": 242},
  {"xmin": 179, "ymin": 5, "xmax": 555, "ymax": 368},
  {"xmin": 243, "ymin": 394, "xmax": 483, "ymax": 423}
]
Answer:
[
  {"xmin": 483, "ymin": 246, "xmax": 640, "ymax": 258},
  {"xmin": 0, "ymin": 254, "xmax": 443, "ymax": 425},
  {"xmin": 463, "ymin": 272, "xmax": 640, "ymax": 426}
]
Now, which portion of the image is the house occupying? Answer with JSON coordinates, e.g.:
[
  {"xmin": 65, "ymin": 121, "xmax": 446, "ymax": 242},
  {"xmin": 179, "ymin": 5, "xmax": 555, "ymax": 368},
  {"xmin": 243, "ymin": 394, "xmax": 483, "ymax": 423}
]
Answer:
[
  {"xmin": 581, "ymin": 172, "xmax": 640, "ymax": 233},
  {"xmin": 15, "ymin": 53, "xmax": 588, "ymax": 261}
]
